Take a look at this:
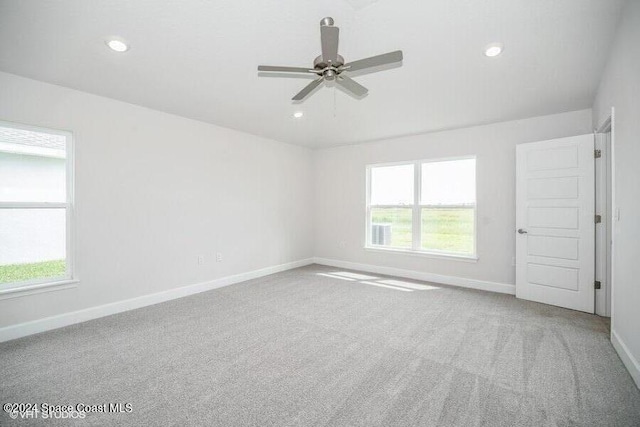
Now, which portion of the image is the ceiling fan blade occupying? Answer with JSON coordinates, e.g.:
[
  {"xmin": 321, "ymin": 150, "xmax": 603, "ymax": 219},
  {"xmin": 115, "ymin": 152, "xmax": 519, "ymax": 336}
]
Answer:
[
  {"xmin": 258, "ymin": 65, "xmax": 314, "ymax": 73},
  {"xmin": 292, "ymin": 77, "xmax": 324, "ymax": 101},
  {"xmin": 343, "ymin": 50, "xmax": 403, "ymax": 72},
  {"xmin": 320, "ymin": 25, "xmax": 340, "ymax": 64},
  {"xmin": 336, "ymin": 75, "xmax": 368, "ymax": 97}
]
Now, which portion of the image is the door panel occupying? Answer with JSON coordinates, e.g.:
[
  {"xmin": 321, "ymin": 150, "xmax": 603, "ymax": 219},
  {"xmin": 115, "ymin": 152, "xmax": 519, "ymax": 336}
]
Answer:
[
  {"xmin": 516, "ymin": 135, "xmax": 595, "ymax": 313},
  {"xmin": 527, "ymin": 236, "xmax": 578, "ymax": 260},
  {"xmin": 527, "ymin": 146, "xmax": 578, "ymax": 170},
  {"xmin": 528, "ymin": 207, "xmax": 579, "ymax": 229},
  {"xmin": 527, "ymin": 264, "xmax": 579, "ymax": 291},
  {"xmin": 527, "ymin": 177, "xmax": 579, "ymax": 199}
]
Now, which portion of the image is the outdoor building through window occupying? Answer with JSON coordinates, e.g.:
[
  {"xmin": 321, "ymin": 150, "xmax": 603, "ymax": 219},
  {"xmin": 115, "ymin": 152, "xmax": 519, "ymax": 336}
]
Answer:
[
  {"xmin": 366, "ymin": 158, "xmax": 476, "ymax": 257},
  {"xmin": 0, "ymin": 122, "xmax": 74, "ymax": 287}
]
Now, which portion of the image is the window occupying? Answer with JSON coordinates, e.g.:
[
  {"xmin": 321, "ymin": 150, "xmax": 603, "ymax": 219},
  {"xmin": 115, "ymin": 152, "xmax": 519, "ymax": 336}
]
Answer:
[
  {"xmin": 0, "ymin": 122, "xmax": 74, "ymax": 288},
  {"xmin": 366, "ymin": 158, "xmax": 476, "ymax": 257}
]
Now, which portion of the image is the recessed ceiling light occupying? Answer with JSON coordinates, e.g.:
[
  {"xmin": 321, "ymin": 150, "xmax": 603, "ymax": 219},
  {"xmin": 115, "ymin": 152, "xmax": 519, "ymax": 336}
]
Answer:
[
  {"xmin": 106, "ymin": 39, "xmax": 129, "ymax": 52},
  {"xmin": 484, "ymin": 43, "xmax": 503, "ymax": 57},
  {"xmin": 293, "ymin": 111, "xmax": 304, "ymax": 118}
]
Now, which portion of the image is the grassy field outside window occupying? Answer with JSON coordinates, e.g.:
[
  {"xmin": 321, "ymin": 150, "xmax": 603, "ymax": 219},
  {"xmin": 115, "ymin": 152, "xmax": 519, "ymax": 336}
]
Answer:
[
  {"xmin": 421, "ymin": 207, "xmax": 474, "ymax": 254},
  {"xmin": 371, "ymin": 207, "xmax": 474, "ymax": 255},
  {"xmin": 0, "ymin": 260, "xmax": 66, "ymax": 284}
]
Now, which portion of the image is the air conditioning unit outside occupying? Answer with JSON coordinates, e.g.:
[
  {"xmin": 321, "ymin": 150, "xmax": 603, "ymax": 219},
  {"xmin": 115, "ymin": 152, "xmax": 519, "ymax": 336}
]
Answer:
[{"xmin": 371, "ymin": 223, "xmax": 392, "ymax": 246}]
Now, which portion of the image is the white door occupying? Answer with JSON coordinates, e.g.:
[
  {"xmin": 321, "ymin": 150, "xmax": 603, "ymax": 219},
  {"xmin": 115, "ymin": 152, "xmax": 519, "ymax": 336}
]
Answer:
[{"xmin": 516, "ymin": 134, "xmax": 595, "ymax": 313}]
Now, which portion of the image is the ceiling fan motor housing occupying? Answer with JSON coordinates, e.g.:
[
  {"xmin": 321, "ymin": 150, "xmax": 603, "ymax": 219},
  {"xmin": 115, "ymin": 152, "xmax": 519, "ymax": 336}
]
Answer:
[{"xmin": 313, "ymin": 54, "xmax": 345, "ymax": 72}]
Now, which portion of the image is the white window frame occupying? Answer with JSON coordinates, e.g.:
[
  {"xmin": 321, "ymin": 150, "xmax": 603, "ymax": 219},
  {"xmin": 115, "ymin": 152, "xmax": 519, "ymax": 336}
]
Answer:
[
  {"xmin": 365, "ymin": 156, "xmax": 478, "ymax": 261},
  {"xmin": 0, "ymin": 120, "xmax": 77, "ymax": 298}
]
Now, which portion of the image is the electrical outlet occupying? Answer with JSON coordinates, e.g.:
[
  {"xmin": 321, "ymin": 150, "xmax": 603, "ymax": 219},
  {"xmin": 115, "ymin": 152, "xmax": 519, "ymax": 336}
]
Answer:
[
  {"xmin": 198, "ymin": 255, "xmax": 204, "ymax": 265},
  {"xmin": 216, "ymin": 253, "xmax": 222, "ymax": 262}
]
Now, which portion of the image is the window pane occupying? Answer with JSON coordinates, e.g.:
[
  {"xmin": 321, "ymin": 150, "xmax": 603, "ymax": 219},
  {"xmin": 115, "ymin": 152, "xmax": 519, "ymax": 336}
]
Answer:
[
  {"xmin": 370, "ymin": 164, "xmax": 414, "ymax": 205},
  {"xmin": 421, "ymin": 159, "xmax": 475, "ymax": 205},
  {"xmin": 0, "ymin": 126, "xmax": 67, "ymax": 203},
  {"xmin": 421, "ymin": 207, "xmax": 474, "ymax": 254},
  {"xmin": 371, "ymin": 208, "xmax": 412, "ymax": 249},
  {"xmin": 0, "ymin": 209, "xmax": 67, "ymax": 284}
]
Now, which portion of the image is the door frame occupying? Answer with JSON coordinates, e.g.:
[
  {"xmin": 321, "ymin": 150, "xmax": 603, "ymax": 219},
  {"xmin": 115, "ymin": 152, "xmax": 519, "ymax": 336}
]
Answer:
[{"xmin": 595, "ymin": 107, "xmax": 615, "ymax": 318}]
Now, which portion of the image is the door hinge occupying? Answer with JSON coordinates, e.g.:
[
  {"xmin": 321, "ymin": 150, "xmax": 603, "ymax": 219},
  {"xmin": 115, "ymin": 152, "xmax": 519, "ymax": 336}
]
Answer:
[
  {"xmin": 595, "ymin": 280, "xmax": 601, "ymax": 290},
  {"xmin": 595, "ymin": 214, "xmax": 602, "ymax": 224},
  {"xmin": 595, "ymin": 149, "xmax": 602, "ymax": 158}
]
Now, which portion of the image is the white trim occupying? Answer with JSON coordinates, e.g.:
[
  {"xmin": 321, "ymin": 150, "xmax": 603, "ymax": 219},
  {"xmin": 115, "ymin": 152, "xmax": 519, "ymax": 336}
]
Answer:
[
  {"xmin": 611, "ymin": 329, "xmax": 640, "ymax": 389},
  {"xmin": 0, "ymin": 141, "xmax": 65, "ymax": 159},
  {"xmin": 364, "ymin": 246, "xmax": 478, "ymax": 262},
  {"xmin": 0, "ymin": 119, "xmax": 73, "ymax": 138},
  {"xmin": 0, "ymin": 279, "xmax": 79, "ymax": 300},
  {"xmin": 594, "ymin": 108, "xmax": 615, "ymax": 318},
  {"xmin": 313, "ymin": 257, "xmax": 514, "ymax": 295},
  {"xmin": 66, "ymin": 129, "xmax": 76, "ymax": 283},
  {"xmin": 594, "ymin": 131, "xmax": 606, "ymax": 316},
  {"xmin": 0, "ymin": 258, "xmax": 313, "ymax": 343},
  {"xmin": 366, "ymin": 155, "xmax": 477, "ymax": 169},
  {"xmin": 0, "ymin": 202, "xmax": 67, "ymax": 209},
  {"xmin": 610, "ymin": 108, "xmax": 616, "ymax": 323}
]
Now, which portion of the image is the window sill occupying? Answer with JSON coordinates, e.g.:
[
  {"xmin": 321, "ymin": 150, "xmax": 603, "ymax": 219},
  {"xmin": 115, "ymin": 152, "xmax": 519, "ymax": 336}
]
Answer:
[
  {"xmin": 364, "ymin": 246, "xmax": 479, "ymax": 262},
  {"xmin": 0, "ymin": 279, "xmax": 79, "ymax": 301}
]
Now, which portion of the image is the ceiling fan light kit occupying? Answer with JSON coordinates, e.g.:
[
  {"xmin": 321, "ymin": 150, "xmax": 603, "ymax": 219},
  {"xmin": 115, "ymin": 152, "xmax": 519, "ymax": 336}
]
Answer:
[{"xmin": 258, "ymin": 17, "xmax": 403, "ymax": 101}]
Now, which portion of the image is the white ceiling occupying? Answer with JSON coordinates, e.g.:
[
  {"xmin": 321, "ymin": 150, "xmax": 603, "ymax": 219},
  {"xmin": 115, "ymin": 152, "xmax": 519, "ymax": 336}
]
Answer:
[{"xmin": 0, "ymin": 0, "xmax": 624, "ymax": 148}]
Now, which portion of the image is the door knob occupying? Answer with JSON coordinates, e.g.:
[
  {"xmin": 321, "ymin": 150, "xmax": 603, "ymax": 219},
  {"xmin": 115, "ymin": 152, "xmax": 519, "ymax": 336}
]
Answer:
[{"xmin": 517, "ymin": 228, "xmax": 528, "ymax": 234}]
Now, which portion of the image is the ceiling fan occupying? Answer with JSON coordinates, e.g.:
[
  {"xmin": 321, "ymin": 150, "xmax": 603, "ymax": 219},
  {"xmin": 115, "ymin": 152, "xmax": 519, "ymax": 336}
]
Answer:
[{"xmin": 257, "ymin": 17, "xmax": 403, "ymax": 101}]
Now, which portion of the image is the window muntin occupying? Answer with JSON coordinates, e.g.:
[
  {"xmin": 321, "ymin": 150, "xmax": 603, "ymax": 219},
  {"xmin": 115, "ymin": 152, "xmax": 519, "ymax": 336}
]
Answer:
[
  {"xmin": 0, "ymin": 122, "xmax": 73, "ymax": 287},
  {"xmin": 367, "ymin": 158, "xmax": 476, "ymax": 257}
]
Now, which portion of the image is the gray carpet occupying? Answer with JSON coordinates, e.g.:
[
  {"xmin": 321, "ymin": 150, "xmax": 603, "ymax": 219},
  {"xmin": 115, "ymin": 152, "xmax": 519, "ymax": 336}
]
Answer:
[{"xmin": 1, "ymin": 264, "xmax": 639, "ymax": 426}]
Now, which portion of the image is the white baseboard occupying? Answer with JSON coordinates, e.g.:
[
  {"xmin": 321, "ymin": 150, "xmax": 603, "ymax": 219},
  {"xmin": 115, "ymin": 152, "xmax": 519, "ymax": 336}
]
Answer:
[
  {"xmin": 313, "ymin": 257, "xmax": 515, "ymax": 295},
  {"xmin": 0, "ymin": 258, "xmax": 314, "ymax": 343},
  {"xmin": 611, "ymin": 329, "xmax": 640, "ymax": 389}
]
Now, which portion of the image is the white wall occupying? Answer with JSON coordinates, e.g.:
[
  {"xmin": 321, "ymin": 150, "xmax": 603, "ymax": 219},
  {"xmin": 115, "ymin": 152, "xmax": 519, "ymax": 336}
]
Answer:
[
  {"xmin": 0, "ymin": 71, "xmax": 313, "ymax": 328},
  {"xmin": 313, "ymin": 109, "xmax": 592, "ymax": 288},
  {"xmin": 592, "ymin": 0, "xmax": 640, "ymax": 387}
]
